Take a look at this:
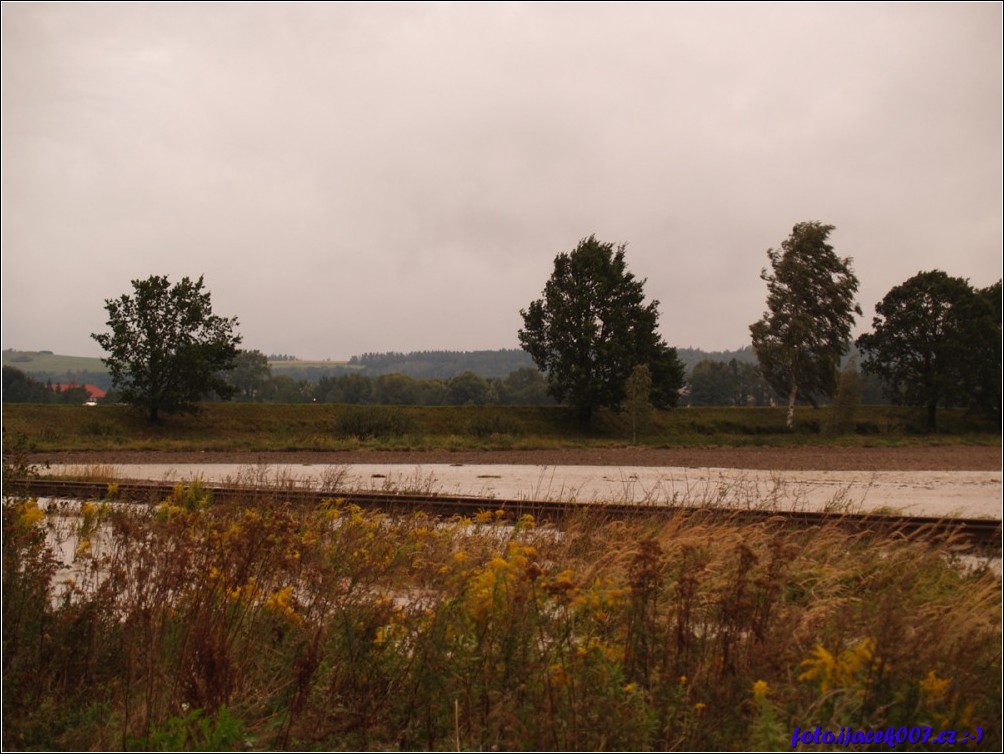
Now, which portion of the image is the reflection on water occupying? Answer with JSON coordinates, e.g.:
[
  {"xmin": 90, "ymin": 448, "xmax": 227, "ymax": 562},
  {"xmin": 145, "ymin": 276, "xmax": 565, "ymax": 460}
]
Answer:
[{"xmin": 45, "ymin": 463, "xmax": 1003, "ymax": 518}]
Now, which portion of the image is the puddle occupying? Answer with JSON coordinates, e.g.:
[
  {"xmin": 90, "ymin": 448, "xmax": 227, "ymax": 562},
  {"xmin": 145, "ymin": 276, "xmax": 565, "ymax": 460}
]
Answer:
[{"xmin": 42, "ymin": 463, "xmax": 1003, "ymax": 518}]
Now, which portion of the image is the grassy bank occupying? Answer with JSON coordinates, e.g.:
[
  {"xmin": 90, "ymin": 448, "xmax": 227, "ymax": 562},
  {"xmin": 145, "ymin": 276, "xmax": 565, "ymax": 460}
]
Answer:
[
  {"xmin": 3, "ymin": 471, "xmax": 1000, "ymax": 750},
  {"xmin": 2, "ymin": 403, "xmax": 999, "ymax": 453}
]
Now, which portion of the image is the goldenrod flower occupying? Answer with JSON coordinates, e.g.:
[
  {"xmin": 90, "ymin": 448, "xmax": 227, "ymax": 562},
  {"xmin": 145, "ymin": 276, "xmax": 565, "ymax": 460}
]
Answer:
[
  {"xmin": 799, "ymin": 638, "xmax": 878, "ymax": 693},
  {"xmin": 920, "ymin": 671, "xmax": 952, "ymax": 704},
  {"xmin": 19, "ymin": 500, "xmax": 45, "ymax": 526},
  {"xmin": 752, "ymin": 679, "xmax": 769, "ymax": 700}
]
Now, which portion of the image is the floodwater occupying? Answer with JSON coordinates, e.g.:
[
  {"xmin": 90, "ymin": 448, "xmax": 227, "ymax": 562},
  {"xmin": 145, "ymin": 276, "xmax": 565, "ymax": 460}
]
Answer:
[{"xmin": 47, "ymin": 463, "xmax": 1003, "ymax": 518}]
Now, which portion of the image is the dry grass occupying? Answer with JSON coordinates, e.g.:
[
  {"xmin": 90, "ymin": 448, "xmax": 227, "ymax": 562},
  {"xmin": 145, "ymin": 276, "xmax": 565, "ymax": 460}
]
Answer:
[{"xmin": 3, "ymin": 452, "xmax": 1001, "ymax": 750}]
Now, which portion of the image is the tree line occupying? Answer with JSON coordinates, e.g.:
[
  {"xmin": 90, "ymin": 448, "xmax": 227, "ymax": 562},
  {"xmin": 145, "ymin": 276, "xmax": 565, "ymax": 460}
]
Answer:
[
  {"xmin": 56, "ymin": 226, "xmax": 1001, "ymax": 428},
  {"xmin": 1, "ymin": 367, "xmax": 95, "ymax": 405},
  {"xmin": 222, "ymin": 355, "xmax": 555, "ymax": 406},
  {"xmin": 348, "ymin": 349, "xmax": 535, "ymax": 379}
]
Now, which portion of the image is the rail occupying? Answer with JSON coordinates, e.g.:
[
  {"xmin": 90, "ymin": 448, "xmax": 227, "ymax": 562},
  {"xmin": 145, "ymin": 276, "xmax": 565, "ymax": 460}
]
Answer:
[{"xmin": 12, "ymin": 477, "xmax": 1001, "ymax": 551}]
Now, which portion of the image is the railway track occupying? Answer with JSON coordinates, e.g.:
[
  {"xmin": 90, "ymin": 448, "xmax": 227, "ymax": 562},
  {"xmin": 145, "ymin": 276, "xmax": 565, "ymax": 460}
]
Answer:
[{"xmin": 14, "ymin": 477, "xmax": 1002, "ymax": 551}]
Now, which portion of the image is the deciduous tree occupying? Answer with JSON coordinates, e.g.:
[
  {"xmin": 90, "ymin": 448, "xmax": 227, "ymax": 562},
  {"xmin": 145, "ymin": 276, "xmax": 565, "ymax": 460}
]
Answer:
[
  {"xmin": 749, "ymin": 222, "xmax": 861, "ymax": 429},
  {"xmin": 92, "ymin": 275, "xmax": 241, "ymax": 421},
  {"xmin": 224, "ymin": 349, "xmax": 272, "ymax": 402},
  {"xmin": 519, "ymin": 235, "xmax": 684, "ymax": 425},
  {"xmin": 856, "ymin": 270, "xmax": 1000, "ymax": 430}
]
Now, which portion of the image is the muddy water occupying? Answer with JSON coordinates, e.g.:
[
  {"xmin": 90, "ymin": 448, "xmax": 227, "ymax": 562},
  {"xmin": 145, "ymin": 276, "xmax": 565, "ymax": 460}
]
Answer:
[{"xmin": 47, "ymin": 463, "xmax": 1002, "ymax": 518}]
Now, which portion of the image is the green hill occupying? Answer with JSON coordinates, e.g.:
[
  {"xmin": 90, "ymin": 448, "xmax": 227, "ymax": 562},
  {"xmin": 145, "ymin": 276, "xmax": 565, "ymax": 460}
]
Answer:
[{"xmin": 3, "ymin": 349, "xmax": 107, "ymax": 374}]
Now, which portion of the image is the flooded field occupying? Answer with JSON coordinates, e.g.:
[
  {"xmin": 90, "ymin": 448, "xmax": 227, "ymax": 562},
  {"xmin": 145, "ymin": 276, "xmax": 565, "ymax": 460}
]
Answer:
[{"xmin": 46, "ymin": 462, "xmax": 1002, "ymax": 518}]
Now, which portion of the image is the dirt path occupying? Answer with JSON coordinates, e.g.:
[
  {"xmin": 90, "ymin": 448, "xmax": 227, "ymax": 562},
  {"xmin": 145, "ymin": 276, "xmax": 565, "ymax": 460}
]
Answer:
[{"xmin": 33, "ymin": 445, "xmax": 1001, "ymax": 471}]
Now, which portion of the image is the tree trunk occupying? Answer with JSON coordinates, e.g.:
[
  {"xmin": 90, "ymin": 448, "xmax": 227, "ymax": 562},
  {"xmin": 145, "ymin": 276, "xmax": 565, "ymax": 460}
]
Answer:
[{"xmin": 786, "ymin": 383, "xmax": 798, "ymax": 430}]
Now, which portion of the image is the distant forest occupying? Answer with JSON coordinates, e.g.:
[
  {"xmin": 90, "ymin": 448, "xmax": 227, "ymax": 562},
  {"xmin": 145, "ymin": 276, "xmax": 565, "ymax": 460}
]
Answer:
[
  {"xmin": 351, "ymin": 346, "xmax": 760, "ymax": 377},
  {"xmin": 348, "ymin": 349, "xmax": 536, "ymax": 379},
  {"xmin": 3, "ymin": 346, "xmax": 889, "ymax": 406}
]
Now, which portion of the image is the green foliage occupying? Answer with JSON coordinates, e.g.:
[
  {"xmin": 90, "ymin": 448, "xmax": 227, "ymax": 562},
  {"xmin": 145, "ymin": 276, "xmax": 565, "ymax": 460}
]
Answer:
[
  {"xmin": 222, "ymin": 349, "xmax": 271, "ymax": 402},
  {"xmin": 444, "ymin": 370, "xmax": 496, "ymax": 405},
  {"xmin": 371, "ymin": 373, "xmax": 426, "ymax": 405},
  {"xmin": 686, "ymin": 359, "xmax": 735, "ymax": 406},
  {"xmin": 686, "ymin": 359, "xmax": 775, "ymax": 407},
  {"xmin": 131, "ymin": 705, "xmax": 245, "ymax": 751},
  {"xmin": 497, "ymin": 367, "xmax": 553, "ymax": 405},
  {"xmin": 2, "ymin": 365, "xmax": 54, "ymax": 403},
  {"xmin": 314, "ymin": 372, "xmax": 373, "ymax": 403},
  {"xmin": 858, "ymin": 271, "xmax": 1002, "ymax": 430},
  {"xmin": 825, "ymin": 360, "xmax": 863, "ymax": 434},
  {"xmin": 750, "ymin": 222, "xmax": 861, "ymax": 429},
  {"xmin": 519, "ymin": 235, "xmax": 685, "ymax": 425},
  {"xmin": 92, "ymin": 275, "xmax": 242, "ymax": 422},
  {"xmin": 258, "ymin": 374, "xmax": 312, "ymax": 403},
  {"xmin": 349, "ymin": 348, "xmax": 535, "ymax": 378}
]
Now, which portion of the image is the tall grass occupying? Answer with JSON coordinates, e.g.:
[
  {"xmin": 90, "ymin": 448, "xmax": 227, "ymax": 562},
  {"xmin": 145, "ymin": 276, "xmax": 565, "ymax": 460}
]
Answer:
[
  {"xmin": 3, "ymin": 466, "xmax": 1000, "ymax": 749},
  {"xmin": 3, "ymin": 403, "xmax": 999, "ymax": 453}
]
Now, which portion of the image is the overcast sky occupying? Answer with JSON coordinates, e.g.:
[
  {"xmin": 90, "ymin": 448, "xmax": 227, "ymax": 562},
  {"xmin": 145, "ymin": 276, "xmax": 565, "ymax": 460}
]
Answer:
[{"xmin": 2, "ymin": 3, "xmax": 1001, "ymax": 360}]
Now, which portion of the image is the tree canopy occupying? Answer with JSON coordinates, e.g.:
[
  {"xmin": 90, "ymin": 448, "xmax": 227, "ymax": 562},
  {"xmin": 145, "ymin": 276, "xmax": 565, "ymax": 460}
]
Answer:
[
  {"xmin": 518, "ymin": 235, "xmax": 684, "ymax": 424},
  {"xmin": 749, "ymin": 222, "xmax": 861, "ymax": 428},
  {"xmin": 856, "ymin": 270, "xmax": 1001, "ymax": 430},
  {"xmin": 92, "ymin": 275, "xmax": 241, "ymax": 421}
]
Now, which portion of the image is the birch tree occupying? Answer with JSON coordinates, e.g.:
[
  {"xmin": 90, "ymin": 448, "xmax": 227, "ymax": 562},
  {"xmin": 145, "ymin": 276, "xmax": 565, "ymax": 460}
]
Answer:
[{"xmin": 749, "ymin": 222, "xmax": 861, "ymax": 429}]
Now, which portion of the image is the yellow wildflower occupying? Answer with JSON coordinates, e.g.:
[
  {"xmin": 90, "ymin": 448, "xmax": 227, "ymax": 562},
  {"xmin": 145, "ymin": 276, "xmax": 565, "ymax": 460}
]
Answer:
[
  {"xmin": 919, "ymin": 671, "xmax": 952, "ymax": 705},
  {"xmin": 752, "ymin": 679, "xmax": 769, "ymax": 700},
  {"xmin": 19, "ymin": 500, "xmax": 45, "ymax": 526},
  {"xmin": 265, "ymin": 585, "xmax": 301, "ymax": 623},
  {"xmin": 799, "ymin": 638, "xmax": 878, "ymax": 693}
]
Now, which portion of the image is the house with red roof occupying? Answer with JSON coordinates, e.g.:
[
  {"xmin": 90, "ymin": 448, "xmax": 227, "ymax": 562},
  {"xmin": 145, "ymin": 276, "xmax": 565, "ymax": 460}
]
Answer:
[{"xmin": 50, "ymin": 383, "xmax": 107, "ymax": 401}]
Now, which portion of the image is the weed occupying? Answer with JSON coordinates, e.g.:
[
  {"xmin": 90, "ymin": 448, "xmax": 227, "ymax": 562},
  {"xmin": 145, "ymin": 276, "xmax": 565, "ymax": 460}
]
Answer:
[
  {"xmin": 332, "ymin": 406, "xmax": 418, "ymax": 439},
  {"xmin": 3, "ymin": 486, "xmax": 1000, "ymax": 750}
]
